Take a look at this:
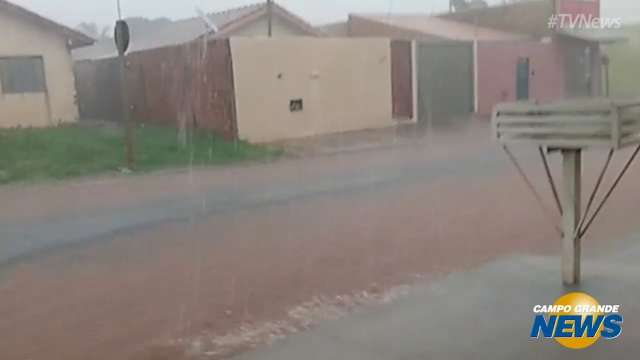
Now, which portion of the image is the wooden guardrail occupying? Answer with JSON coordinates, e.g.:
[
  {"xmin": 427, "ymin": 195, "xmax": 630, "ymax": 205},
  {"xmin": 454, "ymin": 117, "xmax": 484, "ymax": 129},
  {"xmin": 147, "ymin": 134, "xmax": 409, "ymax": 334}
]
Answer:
[{"xmin": 492, "ymin": 99, "xmax": 640, "ymax": 150}]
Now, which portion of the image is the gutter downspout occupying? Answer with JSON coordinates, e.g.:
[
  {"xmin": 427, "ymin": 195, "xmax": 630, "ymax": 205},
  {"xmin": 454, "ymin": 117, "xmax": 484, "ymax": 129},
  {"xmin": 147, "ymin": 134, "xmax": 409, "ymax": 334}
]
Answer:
[{"xmin": 411, "ymin": 40, "xmax": 419, "ymax": 123}]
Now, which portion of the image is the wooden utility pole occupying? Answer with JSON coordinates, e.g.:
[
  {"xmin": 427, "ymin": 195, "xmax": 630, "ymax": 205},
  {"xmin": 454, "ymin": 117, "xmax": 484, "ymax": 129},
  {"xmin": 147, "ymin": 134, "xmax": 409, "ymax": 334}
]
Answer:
[
  {"xmin": 561, "ymin": 149, "xmax": 582, "ymax": 285},
  {"xmin": 115, "ymin": 1, "xmax": 134, "ymax": 169},
  {"xmin": 267, "ymin": 0, "xmax": 273, "ymax": 37},
  {"xmin": 118, "ymin": 50, "xmax": 135, "ymax": 168}
]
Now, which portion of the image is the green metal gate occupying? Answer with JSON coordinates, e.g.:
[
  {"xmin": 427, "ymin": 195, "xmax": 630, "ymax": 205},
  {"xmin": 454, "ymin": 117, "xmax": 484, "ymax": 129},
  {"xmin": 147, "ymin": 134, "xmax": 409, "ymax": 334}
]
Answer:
[{"xmin": 417, "ymin": 41, "xmax": 474, "ymax": 125}]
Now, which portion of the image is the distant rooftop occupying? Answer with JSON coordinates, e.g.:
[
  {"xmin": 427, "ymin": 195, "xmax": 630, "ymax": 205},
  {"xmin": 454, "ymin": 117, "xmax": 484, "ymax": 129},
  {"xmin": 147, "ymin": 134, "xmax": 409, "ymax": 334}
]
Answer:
[
  {"xmin": 352, "ymin": 14, "xmax": 528, "ymax": 41},
  {"xmin": 73, "ymin": 2, "xmax": 317, "ymax": 60}
]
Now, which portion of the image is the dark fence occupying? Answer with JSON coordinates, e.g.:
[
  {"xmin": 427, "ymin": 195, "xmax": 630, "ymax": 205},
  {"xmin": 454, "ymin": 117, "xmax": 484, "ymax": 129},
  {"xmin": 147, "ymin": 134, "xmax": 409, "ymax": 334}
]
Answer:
[
  {"xmin": 391, "ymin": 40, "xmax": 413, "ymax": 120},
  {"xmin": 74, "ymin": 57, "xmax": 121, "ymax": 121},
  {"xmin": 74, "ymin": 39, "xmax": 237, "ymax": 139}
]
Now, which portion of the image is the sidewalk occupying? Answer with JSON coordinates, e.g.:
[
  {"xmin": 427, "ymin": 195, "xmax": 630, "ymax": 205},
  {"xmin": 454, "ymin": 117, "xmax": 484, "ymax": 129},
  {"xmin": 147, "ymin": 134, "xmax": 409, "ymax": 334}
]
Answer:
[
  {"xmin": 277, "ymin": 119, "xmax": 493, "ymax": 159},
  {"xmin": 235, "ymin": 237, "xmax": 640, "ymax": 360},
  {"xmin": 277, "ymin": 124, "xmax": 427, "ymax": 158}
]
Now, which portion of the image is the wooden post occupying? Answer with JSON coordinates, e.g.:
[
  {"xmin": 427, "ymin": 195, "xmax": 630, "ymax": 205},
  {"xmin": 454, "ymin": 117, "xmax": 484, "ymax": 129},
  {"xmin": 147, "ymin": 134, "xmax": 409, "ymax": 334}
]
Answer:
[
  {"xmin": 115, "ymin": 16, "xmax": 134, "ymax": 170},
  {"xmin": 267, "ymin": 0, "xmax": 273, "ymax": 37},
  {"xmin": 562, "ymin": 149, "xmax": 582, "ymax": 285},
  {"xmin": 118, "ymin": 49, "xmax": 135, "ymax": 169}
]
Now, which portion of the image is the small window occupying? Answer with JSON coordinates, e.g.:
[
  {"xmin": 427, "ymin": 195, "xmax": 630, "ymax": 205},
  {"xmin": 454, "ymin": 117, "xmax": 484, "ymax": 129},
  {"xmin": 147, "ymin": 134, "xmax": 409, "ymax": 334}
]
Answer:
[{"xmin": 0, "ymin": 56, "xmax": 46, "ymax": 94}]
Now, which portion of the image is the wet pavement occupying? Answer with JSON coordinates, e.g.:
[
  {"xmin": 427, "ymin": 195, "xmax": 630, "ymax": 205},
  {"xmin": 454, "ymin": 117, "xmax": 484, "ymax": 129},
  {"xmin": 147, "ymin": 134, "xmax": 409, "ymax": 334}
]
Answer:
[
  {"xmin": 2, "ymin": 122, "xmax": 639, "ymax": 359},
  {"xmin": 235, "ymin": 235, "xmax": 640, "ymax": 360},
  {"xmin": 0, "ymin": 124, "xmax": 504, "ymax": 264}
]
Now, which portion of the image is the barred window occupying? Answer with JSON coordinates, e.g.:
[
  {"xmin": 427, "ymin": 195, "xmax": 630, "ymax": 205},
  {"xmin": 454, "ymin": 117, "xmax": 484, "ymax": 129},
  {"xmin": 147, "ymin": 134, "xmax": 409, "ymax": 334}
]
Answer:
[{"xmin": 0, "ymin": 56, "xmax": 46, "ymax": 94}]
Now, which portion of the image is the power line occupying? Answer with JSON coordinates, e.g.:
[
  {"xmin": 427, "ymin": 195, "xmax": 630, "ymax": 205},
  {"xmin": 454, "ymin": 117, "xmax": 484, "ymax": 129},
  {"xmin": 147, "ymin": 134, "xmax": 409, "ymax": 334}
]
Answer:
[{"xmin": 116, "ymin": 0, "xmax": 122, "ymax": 20}]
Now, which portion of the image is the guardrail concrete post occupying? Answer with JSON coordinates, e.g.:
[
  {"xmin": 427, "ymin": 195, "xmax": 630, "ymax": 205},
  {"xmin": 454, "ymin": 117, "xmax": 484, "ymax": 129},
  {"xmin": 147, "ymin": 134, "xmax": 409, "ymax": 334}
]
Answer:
[{"xmin": 562, "ymin": 149, "xmax": 582, "ymax": 285}]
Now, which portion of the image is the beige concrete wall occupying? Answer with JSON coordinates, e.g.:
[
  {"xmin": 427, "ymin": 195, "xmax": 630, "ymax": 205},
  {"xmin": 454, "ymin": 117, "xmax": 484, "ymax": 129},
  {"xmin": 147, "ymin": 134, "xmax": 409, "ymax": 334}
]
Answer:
[
  {"xmin": 231, "ymin": 37, "xmax": 394, "ymax": 143},
  {"xmin": 230, "ymin": 16, "xmax": 309, "ymax": 37},
  {"xmin": 0, "ymin": 11, "xmax": 79, "ymax": 127}
]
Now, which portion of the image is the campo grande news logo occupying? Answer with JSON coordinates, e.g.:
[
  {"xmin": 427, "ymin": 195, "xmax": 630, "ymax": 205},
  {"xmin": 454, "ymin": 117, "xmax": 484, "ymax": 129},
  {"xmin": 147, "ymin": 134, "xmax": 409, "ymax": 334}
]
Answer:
[{"xmin": 530, "ymin": 292, "xmax": 623, "ymax": 349}]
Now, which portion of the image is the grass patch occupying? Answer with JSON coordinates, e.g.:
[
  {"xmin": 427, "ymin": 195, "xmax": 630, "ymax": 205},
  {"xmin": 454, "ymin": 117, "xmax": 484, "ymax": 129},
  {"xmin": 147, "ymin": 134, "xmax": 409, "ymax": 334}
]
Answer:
[{"xmin": 0, "ymin": 124, "xmax": 282, "ymax": 185}]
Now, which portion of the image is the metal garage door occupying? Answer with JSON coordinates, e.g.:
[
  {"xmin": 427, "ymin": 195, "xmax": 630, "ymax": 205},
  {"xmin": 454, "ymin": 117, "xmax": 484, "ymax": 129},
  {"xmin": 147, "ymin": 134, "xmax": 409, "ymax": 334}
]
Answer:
[{"xmin": 417, "ymin": 41, "xmax": 474, "ymax": 125}]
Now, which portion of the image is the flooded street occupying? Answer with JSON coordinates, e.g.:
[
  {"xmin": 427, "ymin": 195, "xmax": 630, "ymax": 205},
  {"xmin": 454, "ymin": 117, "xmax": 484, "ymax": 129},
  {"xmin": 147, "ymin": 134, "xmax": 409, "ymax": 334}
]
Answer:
[{"xmin": 2, "ymin": 124, "xmax": 640, "ymax": 359}]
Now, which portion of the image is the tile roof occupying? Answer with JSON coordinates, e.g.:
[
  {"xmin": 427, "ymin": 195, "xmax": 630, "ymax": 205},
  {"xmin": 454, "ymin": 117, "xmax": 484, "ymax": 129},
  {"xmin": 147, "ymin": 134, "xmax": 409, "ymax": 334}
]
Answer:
[
  {"xmin": 73, "ymin": 2, "xmax": 318, "ymax": 60},
  {"xmin": 74, "ymin": 4, "xmax": 263, "ymax": 60},
  {"xmin": 353, "ymin": 14, "xmax": 528, "ymax": 41}
]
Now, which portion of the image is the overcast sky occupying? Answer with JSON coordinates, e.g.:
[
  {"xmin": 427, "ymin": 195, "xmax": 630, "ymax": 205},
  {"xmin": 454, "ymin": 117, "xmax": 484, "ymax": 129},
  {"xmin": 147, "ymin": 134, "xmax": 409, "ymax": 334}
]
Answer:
[{"xmin": 9, "ymin": 0, "xmax": 640, "ymax": 28}]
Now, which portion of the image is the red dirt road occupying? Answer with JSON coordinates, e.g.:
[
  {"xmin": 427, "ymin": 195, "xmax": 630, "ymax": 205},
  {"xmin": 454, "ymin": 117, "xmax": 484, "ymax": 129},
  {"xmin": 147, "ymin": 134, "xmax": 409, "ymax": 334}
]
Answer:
[{"xmin": 1, "ymin": 127, "xmax": 640, "ymax": 360}]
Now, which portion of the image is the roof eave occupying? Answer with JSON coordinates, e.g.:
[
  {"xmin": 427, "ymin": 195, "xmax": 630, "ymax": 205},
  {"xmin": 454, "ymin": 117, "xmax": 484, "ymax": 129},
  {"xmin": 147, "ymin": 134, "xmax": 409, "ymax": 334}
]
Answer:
[
  {"xmin": 0, "ymin": 0, "xmax": 95, "ymax": 49},
  {"xmin": 557, "ymin": 28, "xmax": 629, "ymax": 44}
]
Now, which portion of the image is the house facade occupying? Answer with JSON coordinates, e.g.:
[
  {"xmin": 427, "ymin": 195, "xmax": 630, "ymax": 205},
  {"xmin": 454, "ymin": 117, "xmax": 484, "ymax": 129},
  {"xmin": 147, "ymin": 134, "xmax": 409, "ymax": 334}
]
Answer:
[
  {"xmin": 231, "ymin": 38, "xmax": 394, "ymax": 142},
  {"xmin": 442, "ymin": 0, "xmax": 612, "ymax": 111},
  {"xmin": 75, "ymin": 37, "xmax": 396, "ymax": 143},
  {"xmin": 322, "ymin": 0, "xmax": 621, "ymax": 120},
  {"xmin": 0, "ymin": 0, "xmax": 93, "ymax": 127}
]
